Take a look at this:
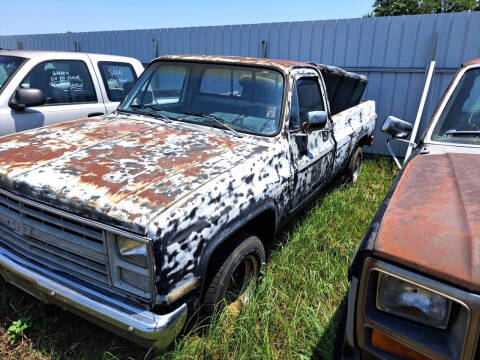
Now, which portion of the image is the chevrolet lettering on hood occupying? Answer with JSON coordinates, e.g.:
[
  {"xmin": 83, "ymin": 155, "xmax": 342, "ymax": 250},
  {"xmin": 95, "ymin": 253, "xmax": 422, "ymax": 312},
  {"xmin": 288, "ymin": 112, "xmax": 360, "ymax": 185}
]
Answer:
[
  {"xmin": 341, "ymin": 59, "xmax": 480, "ymax": 360},
  {"xmin": 0, "ymin": 55, "xmax": 376, "ymax": 349}
]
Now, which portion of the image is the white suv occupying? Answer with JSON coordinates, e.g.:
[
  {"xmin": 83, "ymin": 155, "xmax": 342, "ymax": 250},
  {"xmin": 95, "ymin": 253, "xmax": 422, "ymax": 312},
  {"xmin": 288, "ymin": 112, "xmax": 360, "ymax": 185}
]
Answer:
[{"xmin": 0, "ymin": 50, "xmax": 144, "ymax": 135}]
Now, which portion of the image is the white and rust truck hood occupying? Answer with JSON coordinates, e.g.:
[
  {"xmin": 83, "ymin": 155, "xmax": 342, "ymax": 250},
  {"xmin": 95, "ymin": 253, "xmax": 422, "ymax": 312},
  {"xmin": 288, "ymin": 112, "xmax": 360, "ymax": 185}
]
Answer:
[
  {"xmin": 0, "ymin": 115, "xmax": 268, "ymax": 234},
  {"xmin": 374, "ymin": 150, "xmax": 480, "ymax": 292}
]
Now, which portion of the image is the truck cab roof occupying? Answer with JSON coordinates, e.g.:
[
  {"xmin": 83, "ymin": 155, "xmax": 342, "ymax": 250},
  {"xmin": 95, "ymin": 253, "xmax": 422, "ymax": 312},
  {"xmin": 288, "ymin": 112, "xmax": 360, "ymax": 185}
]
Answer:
[
  {"xmin": 463, "ymin": 57, "xmax": 480, "ymax": 67},
  {"xmin": 0, "ymin": 49, "xmax": 140, "ymax": 63},
  {"xmin": 156, "ymin": 55, "xmax": 313, "ymax": 73}
]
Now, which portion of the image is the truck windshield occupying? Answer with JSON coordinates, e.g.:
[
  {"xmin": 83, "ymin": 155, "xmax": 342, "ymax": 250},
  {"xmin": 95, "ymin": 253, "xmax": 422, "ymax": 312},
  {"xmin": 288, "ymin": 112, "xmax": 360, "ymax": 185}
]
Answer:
[
  {"xmin": 431, "ymin": 68, "xmax": 480, "ymax": 145},
  {"xmin": 119, "ymin": 61, "xmax": 284, "ymax": 136},
  {"xmin": 0, "ymin": 56, "xmax": 25, "ymax": 92}
]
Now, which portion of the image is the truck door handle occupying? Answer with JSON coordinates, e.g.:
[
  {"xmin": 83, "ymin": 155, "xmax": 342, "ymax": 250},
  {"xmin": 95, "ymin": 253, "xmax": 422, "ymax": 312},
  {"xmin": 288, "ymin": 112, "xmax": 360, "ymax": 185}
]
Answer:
[{"xmin": 88, "ymin": 112, "xmax": 105, "ymax": 117}]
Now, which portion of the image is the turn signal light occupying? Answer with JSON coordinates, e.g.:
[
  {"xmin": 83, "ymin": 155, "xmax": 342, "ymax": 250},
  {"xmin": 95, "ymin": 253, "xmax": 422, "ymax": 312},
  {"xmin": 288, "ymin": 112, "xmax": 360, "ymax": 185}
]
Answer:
[{"xmin": 371, "ymin": 329, "xmax": 431, "ymax": 360}]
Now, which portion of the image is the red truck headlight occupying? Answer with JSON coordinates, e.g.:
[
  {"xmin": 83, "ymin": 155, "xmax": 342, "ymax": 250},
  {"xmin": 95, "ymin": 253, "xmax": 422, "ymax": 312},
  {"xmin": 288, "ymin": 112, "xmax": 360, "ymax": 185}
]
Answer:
[{"xmin": 376, "ymin": 273, "xmax": 451, "ymax": 329}]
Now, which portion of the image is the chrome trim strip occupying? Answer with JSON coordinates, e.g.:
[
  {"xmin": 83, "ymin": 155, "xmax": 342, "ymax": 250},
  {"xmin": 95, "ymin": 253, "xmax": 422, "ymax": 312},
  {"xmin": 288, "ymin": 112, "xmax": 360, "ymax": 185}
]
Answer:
[
  {"xmin": 166, "ymin": 278, "xmax": 200, "ymax": 304},
  {"xmin": 0, "ymin": 245, "xmax": 186, "ymax": 349}
]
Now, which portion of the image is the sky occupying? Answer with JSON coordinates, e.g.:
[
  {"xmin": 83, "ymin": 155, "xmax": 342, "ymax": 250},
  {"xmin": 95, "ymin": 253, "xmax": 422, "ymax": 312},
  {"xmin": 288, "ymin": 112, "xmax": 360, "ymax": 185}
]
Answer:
[{"xmin": 0, "ymin": 0, "xmax": 374, "ymax": 36}]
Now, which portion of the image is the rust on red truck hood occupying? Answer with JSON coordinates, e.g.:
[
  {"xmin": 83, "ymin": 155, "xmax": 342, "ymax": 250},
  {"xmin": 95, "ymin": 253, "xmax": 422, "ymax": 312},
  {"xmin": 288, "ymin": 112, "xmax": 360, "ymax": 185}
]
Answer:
[
  {"xmin": 0, "ymin": 115, "xmax": 267, "ymax": 234},
  {"xmin": 374, "ymin": 152, "xmax": 480, "ymax": 292}
]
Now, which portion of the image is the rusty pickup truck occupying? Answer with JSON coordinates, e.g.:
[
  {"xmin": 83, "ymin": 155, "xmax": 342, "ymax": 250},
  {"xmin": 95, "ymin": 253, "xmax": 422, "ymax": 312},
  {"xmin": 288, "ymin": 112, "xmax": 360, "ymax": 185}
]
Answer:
[
  {"xmin": 0, "ymin": 55, "xmax": 375, "ymax": 349},
  {"xmin": 341, "ymin": 59, "xmax": 480, "ymax": 360}
]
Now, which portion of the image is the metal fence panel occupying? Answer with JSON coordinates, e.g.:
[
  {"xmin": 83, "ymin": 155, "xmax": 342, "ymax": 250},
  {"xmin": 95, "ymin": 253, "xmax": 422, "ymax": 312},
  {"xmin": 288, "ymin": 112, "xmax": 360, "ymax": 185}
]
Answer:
[{"xmin": 2, "ymin": 12, "xmax": 480, "ymax": 154}]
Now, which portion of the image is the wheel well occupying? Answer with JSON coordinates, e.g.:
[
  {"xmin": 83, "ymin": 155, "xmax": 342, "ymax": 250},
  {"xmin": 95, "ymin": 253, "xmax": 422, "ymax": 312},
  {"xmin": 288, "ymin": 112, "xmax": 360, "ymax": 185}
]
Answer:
[
  {"xmin": 357, "ymin": 134, "xmax": 373, "ymax": 148},
  {"xmin": 242, "ymin": 208, "xmax": 276, "ymax": 246},
  {"xmin": 201, "ymin": 208, "xmax": 276, "ymax": 294}
]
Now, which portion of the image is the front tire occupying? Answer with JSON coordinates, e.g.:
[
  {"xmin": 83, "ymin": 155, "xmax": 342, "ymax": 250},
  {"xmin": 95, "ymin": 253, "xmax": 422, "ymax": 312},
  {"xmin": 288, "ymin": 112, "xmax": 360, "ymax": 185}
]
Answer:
[{"xmin": 202, "ymin": 234, "xmax": 265, "ymax": 316}]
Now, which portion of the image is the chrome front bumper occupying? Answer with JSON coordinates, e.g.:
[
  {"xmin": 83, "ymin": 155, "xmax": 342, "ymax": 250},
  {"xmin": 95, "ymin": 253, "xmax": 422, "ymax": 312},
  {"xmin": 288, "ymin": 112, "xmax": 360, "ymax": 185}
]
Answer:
[{"xmin": 0, "ymin": 245, "xmax": 187, "ymax": 349}]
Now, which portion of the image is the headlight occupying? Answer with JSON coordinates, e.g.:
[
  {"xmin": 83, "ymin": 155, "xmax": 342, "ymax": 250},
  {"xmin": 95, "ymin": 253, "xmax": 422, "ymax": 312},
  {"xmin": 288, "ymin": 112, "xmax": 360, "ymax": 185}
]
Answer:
[
  {"xmin": 119, "ymin": 268, "xmax": 150, "ymax": 293},
  {"xmin": 117, "ymin": 236, "xmax": 148, "ymax": 267},
  {"xmin": 376, "ymin": 273, "xmax": 451, "ymax": 329}
]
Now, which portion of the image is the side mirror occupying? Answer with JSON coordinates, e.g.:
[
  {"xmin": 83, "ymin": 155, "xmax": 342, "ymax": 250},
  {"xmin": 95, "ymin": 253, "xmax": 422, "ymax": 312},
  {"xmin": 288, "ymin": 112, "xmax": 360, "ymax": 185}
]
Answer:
[
  {"xmin": 9, "ymin": 88, "xmax": 46, "ymax": 111},
  {"xmin": 302, "ymin": 111, "xmax": 328, "ymax": 132},
  {"xmin": 381, "ymin": 115, "xmax": 413, "ymax": 139}
]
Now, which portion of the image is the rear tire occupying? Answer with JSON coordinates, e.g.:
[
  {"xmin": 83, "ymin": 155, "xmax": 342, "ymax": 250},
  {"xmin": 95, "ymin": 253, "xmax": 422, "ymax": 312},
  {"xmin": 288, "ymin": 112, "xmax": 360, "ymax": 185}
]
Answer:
[
  {"xmin": 202, "ymin": 234, "xmax": 265, "ymax": 317},
  {"xmin": 346, "ymin": 146, "xmax": 363, "ymax": 184}
]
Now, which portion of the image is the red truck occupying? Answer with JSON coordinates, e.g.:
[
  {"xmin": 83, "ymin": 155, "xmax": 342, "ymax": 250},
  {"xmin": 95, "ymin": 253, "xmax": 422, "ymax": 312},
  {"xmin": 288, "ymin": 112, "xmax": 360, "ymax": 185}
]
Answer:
[{"xmin": 341, "ymin": 59, "xmax": 480, "ymax": 359}]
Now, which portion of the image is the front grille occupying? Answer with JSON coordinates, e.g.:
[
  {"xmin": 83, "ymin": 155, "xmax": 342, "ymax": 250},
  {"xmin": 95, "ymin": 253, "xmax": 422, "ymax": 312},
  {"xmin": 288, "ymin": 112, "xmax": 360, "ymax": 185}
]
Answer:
[{"xmin": 0, "ymin": 191, "xmax": 110, "ymax": 286}]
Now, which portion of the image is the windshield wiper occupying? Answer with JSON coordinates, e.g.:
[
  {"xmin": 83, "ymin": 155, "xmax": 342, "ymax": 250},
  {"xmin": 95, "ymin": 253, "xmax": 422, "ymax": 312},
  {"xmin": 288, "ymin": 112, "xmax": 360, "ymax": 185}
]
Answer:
[
  {"xmin": 130, "ymin": 104, "xmax": 171, "ymax": 123},
  {"xmin": 445, "ymin": 130, "xmax": 480, "ymax": 136},
  {"xmin": 182, "ymin": 111, "xmax": 242, "ymax": 138}
]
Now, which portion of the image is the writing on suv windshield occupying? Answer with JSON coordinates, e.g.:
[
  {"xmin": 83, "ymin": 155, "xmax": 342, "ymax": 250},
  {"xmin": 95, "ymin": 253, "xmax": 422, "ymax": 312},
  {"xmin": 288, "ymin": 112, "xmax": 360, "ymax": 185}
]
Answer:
[
  {"xmin": 0, "ymin": 56, "xmax": 25, "ymax": 91},
  {"xmin": 119, "ymin": 61, "xmax": 284, "ymax": 136},
  {"xmin": 431, "ymin": 68, "xmax": 480, "ymax": 145}
]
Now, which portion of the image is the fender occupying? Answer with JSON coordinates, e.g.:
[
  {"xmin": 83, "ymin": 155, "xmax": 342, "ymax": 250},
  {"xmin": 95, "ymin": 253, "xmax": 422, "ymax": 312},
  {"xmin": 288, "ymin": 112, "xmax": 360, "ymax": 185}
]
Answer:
[{"xmin": 197, "ymin": 200, "xmax": 278, "ymax": 295}]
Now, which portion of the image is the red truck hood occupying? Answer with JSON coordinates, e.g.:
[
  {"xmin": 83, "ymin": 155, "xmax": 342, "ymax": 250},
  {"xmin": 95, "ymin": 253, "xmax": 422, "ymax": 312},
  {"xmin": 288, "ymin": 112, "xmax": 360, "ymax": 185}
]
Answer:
[
  {"xmin": 0, "ymin": 115, "xmax": 267, "ymax": 234},
  {"xmin": 374, "ymin": 152, "xmax": 480, "ymax": 292}
]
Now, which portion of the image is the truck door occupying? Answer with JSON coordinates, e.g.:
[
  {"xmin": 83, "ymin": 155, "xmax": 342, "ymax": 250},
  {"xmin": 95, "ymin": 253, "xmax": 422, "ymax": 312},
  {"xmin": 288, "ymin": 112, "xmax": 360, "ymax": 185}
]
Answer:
[
  {"xmin": 9, "ymin": 54, "xmax": 107, "ymax": 132},
  {"xmin": 288, "ymin": 71, "xmax": 335, "ymax": 210}
]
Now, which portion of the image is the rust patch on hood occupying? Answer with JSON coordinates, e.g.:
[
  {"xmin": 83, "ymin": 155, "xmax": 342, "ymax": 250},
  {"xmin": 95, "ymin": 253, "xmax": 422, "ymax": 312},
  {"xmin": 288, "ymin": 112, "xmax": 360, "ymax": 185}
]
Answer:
[
  {"xmin": 0, "ymin": 115, "xmax": 267, "ymax": 234},
  {"xmin": 375, "ymin": 153, "xmax": 480, "ymax": 292}
]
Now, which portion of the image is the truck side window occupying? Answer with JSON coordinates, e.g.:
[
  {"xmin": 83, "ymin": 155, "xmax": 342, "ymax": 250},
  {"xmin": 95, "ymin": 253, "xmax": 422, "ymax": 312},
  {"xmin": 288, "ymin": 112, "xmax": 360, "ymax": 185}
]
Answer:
[
  {"xmin": 98, "ymin": 61, "xmax": 137, "ymax": 102},
  {"xmin": 20, "ymin": 60, "xmax": 97, "ymax": 104},
  {"xmin": 289, "ymin": 87, "xmax": 300, "ymax": 130},
  {"xmin": 296, "ymin": 78, "xmax": 325, "ymax": 125}
]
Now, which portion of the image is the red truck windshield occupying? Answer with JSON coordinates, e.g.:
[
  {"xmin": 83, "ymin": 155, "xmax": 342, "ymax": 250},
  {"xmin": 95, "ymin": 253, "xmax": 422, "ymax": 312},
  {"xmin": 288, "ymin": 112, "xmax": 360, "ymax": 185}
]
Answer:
[
  {"xmin": 431, "ymin": 68, "xmax": 480, "ymax": 145},
  {"xmin": 119, "ymin": 61, "xmax": 284, "ymax": 136}
]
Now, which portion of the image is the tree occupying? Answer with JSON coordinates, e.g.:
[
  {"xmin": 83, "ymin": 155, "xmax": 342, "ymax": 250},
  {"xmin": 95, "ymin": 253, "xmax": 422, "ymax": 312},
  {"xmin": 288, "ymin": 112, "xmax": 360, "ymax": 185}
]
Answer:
[
  {"xmin": 371, "ymin": 0, "xmax": 480, "ymax": 16},
  {"xmin": 372, "ymin": 0, "xmax": 420, "ymax": 16}
]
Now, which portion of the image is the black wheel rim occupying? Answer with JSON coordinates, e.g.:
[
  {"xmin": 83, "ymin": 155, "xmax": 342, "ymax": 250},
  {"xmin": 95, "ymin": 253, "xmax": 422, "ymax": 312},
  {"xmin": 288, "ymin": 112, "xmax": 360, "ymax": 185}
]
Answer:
[{"xmin": 225, "ymin": 254, "xmax": 259, "ymax": 312}]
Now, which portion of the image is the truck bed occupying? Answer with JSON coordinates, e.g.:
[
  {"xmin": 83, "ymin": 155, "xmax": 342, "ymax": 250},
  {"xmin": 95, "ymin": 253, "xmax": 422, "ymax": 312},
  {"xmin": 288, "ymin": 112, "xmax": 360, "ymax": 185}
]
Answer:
[{"xmin": 312, "ymin": 63, "xmax": 369, "ymax": 116}]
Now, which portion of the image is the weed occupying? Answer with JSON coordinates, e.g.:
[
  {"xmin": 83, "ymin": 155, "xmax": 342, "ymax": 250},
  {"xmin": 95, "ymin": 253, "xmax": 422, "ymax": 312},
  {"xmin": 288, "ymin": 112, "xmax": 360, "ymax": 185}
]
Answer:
[{"xmin": 7, "ymin": 317, "xmax": 32, "ymax": 344}]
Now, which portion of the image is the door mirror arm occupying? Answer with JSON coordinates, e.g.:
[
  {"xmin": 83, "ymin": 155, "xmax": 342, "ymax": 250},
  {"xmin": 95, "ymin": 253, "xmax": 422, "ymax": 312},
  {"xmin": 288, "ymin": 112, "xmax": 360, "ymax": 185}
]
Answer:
[{"xmin": 385, "ymin": 138, "xmax": 416, "ymax": 170}]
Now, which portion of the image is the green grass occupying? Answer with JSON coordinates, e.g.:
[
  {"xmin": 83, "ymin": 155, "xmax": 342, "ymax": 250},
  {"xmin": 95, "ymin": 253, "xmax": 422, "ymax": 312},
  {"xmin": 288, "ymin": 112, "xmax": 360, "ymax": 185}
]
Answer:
[{"xmin": 0, "ymin": 158, "xmax": 396, "ymax": 360}]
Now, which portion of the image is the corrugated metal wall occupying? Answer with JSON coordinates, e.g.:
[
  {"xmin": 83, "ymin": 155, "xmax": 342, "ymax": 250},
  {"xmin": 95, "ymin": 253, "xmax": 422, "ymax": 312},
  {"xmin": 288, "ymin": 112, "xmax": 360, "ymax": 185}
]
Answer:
[{"xmin": 1, "ymin": 11, "xmax": 480, "ymax": 154}]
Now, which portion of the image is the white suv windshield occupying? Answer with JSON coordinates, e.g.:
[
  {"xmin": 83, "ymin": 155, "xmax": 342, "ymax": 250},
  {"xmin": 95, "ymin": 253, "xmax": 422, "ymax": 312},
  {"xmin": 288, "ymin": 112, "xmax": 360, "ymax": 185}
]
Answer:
[
  {"xmin": 0, "ymin": 55, "xmax": 25, "ymax": 91},
  {"xmin": 431, "ymin": 68, "xmax": 480, "ymax": 145},
  {"xmin": 119, "ymin": 61, "xmax": 284, "ymax": 136}
]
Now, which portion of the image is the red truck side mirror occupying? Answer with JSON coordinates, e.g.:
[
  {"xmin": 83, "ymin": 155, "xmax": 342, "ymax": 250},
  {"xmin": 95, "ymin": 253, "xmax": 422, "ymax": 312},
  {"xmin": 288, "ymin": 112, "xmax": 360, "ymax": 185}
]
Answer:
[
  {"xmin": 381, "ymin": 115, "xmax": 415, "ymax": 169},
  {"xmin": 381, "ymin": 115, "xmax": 412, "ymax": 139}
]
